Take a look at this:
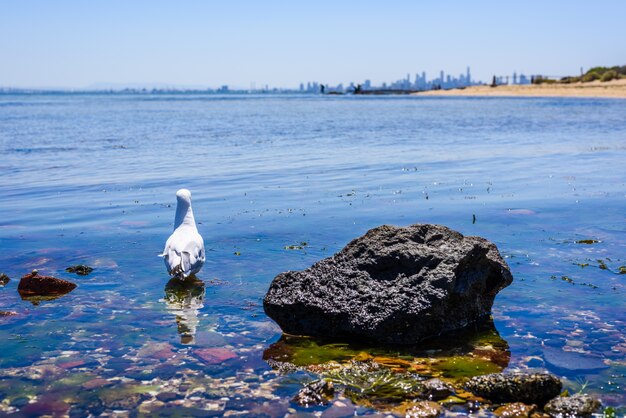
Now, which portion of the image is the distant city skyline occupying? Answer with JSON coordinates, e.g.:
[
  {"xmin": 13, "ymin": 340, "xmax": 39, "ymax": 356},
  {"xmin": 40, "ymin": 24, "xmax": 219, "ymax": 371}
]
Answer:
[
  {"xmin": 0, "ymin": 65, "xmax": 538, "ymax": 93},
  {"xmin": 1, "ymin": 1, "xmax": 625, "ymax": 89},
  {"xmin": 299, "ymin": 67, "xmax": 532, "ymax": 94}
]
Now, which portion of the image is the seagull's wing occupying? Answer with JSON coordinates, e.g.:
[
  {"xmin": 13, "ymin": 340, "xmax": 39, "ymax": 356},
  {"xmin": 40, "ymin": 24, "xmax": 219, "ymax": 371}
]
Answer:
[
  {"xmin": 161, "ymin": 228, "xmax": 205, "ymax": 278},
  {"xmin": 181, "ymin": 234, "xmax": 205, "ymax": 277},
  {"xmin": 161, "ymin": 238, "xmax": 183, "ymax": 277}
]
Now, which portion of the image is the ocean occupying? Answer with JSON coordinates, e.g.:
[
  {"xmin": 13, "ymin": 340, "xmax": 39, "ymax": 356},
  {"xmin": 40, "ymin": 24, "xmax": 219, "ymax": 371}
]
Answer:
[{"xmin": 1, "ymin": 93, "xmax": 625, "ymax": 415}]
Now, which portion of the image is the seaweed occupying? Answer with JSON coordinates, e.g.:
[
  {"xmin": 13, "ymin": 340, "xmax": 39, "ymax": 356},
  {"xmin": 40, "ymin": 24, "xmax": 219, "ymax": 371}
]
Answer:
[
  {"xmin": 284, "ymin": 242, "xmax": 309, "ymax": 250},
  {"xmin": 65, "ymin": 265, "xmax": 94, "ymax": 276},
  {"xmin": 0, "ymin": 273, "xmax": 9, "ymax": 286},
  {"xmin": 323, "ymin": 362, "xmax": 424, "ymax": 403}
]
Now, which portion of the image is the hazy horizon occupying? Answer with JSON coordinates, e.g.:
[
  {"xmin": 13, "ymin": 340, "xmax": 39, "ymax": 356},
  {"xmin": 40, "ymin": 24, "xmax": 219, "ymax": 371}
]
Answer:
[{"xmin": 1, "ymin": 0, "xmax": 625, "ymax": 89}]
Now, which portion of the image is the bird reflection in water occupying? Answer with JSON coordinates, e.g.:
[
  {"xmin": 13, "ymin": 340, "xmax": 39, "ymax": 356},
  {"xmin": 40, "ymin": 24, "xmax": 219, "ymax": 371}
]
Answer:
[{"xmin": 163, "ymin": 277, "xmax": 205, "ymax": 344}]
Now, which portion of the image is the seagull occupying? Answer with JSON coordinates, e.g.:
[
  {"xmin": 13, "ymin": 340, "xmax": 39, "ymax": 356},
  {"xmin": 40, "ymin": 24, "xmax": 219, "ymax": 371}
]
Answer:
[{"xmin": 160, "ymin": 189, "xmax": 205, "ymax": 279}]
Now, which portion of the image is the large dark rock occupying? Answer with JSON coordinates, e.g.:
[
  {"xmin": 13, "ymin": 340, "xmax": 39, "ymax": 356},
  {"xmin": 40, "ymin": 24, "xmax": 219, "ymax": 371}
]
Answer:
[
  {"xmin": 465, "ymin": 372, "xmax": 562, "ymax": 406},
  {"xmin": 264, "ymin": 223, "xmax": 512, "ymax": 344},
  {"xmin": 18, "ymin": 271, "xmax": 77, "ymax": 297}
]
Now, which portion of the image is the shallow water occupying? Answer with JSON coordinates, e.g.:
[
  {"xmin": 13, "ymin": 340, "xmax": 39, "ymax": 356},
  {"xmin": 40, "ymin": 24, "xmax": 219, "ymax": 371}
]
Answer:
[{"xmin": 0, "ymin": 93, "xmax": 625, "ymax": 415}]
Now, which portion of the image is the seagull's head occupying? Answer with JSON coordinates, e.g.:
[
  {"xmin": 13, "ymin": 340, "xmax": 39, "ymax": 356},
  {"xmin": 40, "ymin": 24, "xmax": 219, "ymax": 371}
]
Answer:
[{"xmin": 176, "ymin": 188, "xmax": 192, "ymax": 205}]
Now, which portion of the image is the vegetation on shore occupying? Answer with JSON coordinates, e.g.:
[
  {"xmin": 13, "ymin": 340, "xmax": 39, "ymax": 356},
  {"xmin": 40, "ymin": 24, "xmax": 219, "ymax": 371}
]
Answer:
[{"xmin": 533, "ymin": 65, "xmax": 626, "ymax": 84}]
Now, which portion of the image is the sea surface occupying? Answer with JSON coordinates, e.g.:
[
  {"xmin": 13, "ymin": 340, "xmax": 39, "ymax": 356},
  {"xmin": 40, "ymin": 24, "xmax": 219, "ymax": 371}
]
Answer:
[{"xmin": 0, "ymin": 93, "xmax": 625, "ymax": 416}]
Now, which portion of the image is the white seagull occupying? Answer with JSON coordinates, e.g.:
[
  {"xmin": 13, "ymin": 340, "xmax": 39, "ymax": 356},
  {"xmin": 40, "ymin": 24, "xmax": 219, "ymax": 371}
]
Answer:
[{"xmin": 160, "ymin": 189, "xmax": 205, "ymax": 279}]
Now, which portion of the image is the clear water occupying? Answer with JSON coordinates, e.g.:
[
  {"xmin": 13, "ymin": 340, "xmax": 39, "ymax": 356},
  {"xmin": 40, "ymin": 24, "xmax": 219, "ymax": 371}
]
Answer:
[{"xmin": 0, "ymin": 93, "xmax": 625, "ymax": 415}]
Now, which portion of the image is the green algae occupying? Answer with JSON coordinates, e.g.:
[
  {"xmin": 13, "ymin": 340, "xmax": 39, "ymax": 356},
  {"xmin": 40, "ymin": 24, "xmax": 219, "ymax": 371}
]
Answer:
[
  {"xmin": 440, "ymin": 395, "xmax": 466, "ymax": 405},
  {"xmin": 265, "ymin": 320, "xmax": 509, "ymax": 378},
  {"xmin": 52, "ymin": 373, "xmax": 93, "ymax": 388},
  {"xmin": 98, "ymin": 384, "xmax": 159, "ymax": 405},
  {"xmin": 0, "ymin": 381, "xmax": 37, "ymax": 404},
  {"xmin": 431, "ymin": 355, "xmax": 502, "ymax": 378},
  {"xmin": 264, "ymin": 336, "xmax": 359, "ymax": 367}
]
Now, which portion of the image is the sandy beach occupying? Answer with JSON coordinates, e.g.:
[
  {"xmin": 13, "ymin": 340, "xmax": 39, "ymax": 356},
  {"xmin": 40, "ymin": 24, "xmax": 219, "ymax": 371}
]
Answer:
[{"xmin": 415, "ymin": 78, "xmax": 626, "ymax": 99}]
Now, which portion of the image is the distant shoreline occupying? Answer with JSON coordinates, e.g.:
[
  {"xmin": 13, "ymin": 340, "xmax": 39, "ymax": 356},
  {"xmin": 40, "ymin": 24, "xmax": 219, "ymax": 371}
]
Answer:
[{"xmin": 414, "ymin": 79, "xmax": 626, "ymax": 99}]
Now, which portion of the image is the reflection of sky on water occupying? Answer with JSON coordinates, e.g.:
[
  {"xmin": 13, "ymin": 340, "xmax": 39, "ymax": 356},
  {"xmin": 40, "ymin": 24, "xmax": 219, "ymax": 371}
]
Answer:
[{"xmin": 0, "ymin": 94, "xmax": 625, "ymax": 413}]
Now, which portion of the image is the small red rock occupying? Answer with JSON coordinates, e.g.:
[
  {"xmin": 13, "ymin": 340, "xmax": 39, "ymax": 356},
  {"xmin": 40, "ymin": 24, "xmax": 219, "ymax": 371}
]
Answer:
[
  {"xmin": 194, "ymin": 347, "xmax": 237, "ymax": 364},
  {"xmin": 137, "ymin": 342, "xmax": 176, "ymax": 360},
  {"xmin": 20, "ymin": 398, "xmax": 69, "ymax": 417},
  {"xmin": 152, "ymin": 345, "xmax": 176, "ymax": 360},
  {"xmin": 17, "ymin": 271, "xmax": 76, "ymax": 296}
]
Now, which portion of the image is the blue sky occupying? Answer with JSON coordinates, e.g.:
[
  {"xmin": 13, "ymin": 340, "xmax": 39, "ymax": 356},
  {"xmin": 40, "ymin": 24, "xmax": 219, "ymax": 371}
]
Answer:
[{"xmin": 1, "ymin": 0, "xmax": 625, "ymax": 89}]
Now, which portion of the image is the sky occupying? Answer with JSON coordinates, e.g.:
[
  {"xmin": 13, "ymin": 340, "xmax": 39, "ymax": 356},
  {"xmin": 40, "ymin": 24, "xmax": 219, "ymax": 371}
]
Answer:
[{"xmin": 1, "ymin": 0, "xmax": 625, "ymax": 89}]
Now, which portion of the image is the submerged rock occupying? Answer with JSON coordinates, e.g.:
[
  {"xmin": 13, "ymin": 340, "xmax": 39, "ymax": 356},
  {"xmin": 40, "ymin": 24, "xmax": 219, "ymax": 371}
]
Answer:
[
  {"xmin": 405, "ymin": 400, "xmax": 443, "ymax": 418},
  {"xmin": 17, "ymin": 270, "xmax": 77, "ymax": 297},
  {"xmin": 264, "ymin": 223, "xmax": 512, "ymax": 344},
  {"xmin": 542, "ymin": 346, "xmax": 608, "ymax": 372},
  {"xmin": 292, "ymin": 379, "xmax": 334, "ymax": 407},
  {"xmin": 493, "ymin": 402, "xmax": 537, "ymax": 417},
  {"xmin": 65, "ymin": 265, "xmax": 94, "ymax": 276},
  {"xmin": 422, "ymin": 378, "xmax": 455, "ymax": 401},
  {"xmin": 20, "ymin": 398, "xmax": 69, "ymax": 417},
  {"xmin": 194, "ymin": 347, "xmax": 237, "ymax": 365},
  {"xmin": 543, "ymin": 393, "xmax": 601, "ymax": 417},
  {"xmin": 465, "ymin": 372, "xmax": 561, "ymax": 406},
  {"xmin": 0, "ymin": 273, "xmax": 9, "ymax": 286}
]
